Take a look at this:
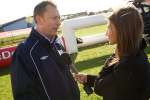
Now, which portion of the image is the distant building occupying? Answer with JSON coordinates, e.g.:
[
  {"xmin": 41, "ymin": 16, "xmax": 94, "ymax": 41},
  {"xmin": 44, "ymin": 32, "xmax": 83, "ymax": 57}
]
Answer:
[
  {"xmin": 61, "ymin": 11, "xmax": 88, "ymax": 20},
  {"xmin": 0, "ymin": 16, "xmax": 34, "ymax": 32},
  {"xmin": 0, "ymin": 25, "xmax": 3, "ymax": 32},
  {"xmin": 88, "ymin": 12, "xmax": 95, "ymax": 15}
]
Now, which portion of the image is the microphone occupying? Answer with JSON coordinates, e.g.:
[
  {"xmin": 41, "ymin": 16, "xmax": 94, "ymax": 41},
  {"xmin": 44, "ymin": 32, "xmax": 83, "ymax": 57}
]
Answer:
[
  {"xmin": 59, "ymin": 52, "xmax": 78, "ymax": 74},
  {"xmin": 59, "ymin": 52, "xmax": 93, "ymax": 95},
  {"xmin": 54, "ymin": 43, "xmax": 93, "ymax": 95}
]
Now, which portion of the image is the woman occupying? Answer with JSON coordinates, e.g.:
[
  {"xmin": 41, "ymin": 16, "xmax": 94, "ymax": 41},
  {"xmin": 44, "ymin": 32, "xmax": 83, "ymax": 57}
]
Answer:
[{"xmin": 75, "ymin": 6, "xmax": 150, "ymax": 100}]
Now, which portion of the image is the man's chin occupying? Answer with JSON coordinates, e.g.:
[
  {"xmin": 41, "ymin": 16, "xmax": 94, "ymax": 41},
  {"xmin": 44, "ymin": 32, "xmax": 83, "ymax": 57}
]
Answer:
[{"xmin": 50, "ymin": 32, "xmax": 57, "ymax": 36}]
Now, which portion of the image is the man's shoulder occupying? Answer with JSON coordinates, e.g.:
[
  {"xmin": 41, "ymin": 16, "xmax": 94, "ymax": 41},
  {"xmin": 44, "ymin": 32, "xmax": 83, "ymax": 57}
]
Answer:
[
  {"xmin": 14, "ymin": 42, "xmax": 27, "ymax": 58},
  {"xmin": 15, "ymin": 36, "xmax": 38, "ymax": 54}
]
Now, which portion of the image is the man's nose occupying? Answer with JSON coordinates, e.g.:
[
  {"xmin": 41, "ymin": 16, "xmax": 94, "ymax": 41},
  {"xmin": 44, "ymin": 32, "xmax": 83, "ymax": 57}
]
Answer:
[
  {"xmin": 57, "ymin": 20, "xmax": 61, "ymax": 26},
  {"xmin": 56, "ymin": 18, "xmax": 61, "ymax": 26}
]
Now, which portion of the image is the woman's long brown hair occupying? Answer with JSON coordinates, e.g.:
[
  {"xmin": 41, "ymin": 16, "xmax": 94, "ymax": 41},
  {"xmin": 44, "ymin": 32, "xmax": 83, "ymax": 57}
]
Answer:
[{"xmin": 108, "ymin": 7, "xmax": 144, "ymax": 58}]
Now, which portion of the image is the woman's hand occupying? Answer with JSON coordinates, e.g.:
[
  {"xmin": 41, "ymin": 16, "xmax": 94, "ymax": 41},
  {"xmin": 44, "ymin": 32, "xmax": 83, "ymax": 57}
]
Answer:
[{"xmin": 74, "ymin": 73, "xmax": 87, "ymax": 84}]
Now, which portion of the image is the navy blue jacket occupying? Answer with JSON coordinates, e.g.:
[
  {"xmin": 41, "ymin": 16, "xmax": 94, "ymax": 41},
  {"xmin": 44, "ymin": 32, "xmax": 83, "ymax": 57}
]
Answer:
[{"xmin": 11, "ymin": 28, "xmax": 80, "ymax": 100}]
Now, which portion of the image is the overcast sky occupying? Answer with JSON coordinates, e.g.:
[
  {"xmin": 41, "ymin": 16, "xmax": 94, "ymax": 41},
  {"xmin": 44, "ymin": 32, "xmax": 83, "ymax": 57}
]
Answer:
[{"xmin": 0, "ymin": 0, "xmax": 125, "ymax": 24}]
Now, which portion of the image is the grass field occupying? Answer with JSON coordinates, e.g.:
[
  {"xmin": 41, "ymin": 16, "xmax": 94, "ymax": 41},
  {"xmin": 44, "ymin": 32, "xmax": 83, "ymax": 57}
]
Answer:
[
  {"xmin": 0, "ymin": 34, "xmax": 28, "ymax": 47},
  {"xmin": 0, "ymin": 24, "xmax": 150, "ymax": 100},
  {"xmin": 76, "ymin": 24, "xmax": 107, "ymax": 37}
]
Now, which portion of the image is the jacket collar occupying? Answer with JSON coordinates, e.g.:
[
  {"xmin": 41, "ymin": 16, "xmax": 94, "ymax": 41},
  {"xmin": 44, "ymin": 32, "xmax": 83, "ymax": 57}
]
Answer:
[{"xmin": 30, "ymin": 27, "xmax": 57, "ymax": 45}]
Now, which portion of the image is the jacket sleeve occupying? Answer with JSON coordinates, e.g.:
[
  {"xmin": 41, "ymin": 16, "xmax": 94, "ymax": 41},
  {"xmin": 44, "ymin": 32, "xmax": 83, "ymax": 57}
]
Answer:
[
  {"xmin": 94, "ymin": 61, "xmax": 143, "ymax": 95},
  {"xmin": 94, "ymin": 62, "xmax": 134, "ymax": 96},
  {"xmin": 94, "ymin": 69, "xmax": 116, "ymax": 96},
  {"xmin": 11, "ymin": 44, "xmax": 39, "ymax": 100}
]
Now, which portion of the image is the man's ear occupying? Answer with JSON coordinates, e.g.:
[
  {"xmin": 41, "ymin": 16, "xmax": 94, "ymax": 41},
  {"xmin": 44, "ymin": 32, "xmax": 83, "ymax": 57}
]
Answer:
[{"xmin": 35, "ymin": 15, "xmax": 43, "ymax": 25}]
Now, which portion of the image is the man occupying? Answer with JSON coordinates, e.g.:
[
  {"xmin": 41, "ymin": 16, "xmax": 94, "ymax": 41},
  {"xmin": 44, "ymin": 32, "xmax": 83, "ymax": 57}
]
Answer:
[{"xmin": 11, "ymin": 1, "xmax": 80, "ymax": 100}]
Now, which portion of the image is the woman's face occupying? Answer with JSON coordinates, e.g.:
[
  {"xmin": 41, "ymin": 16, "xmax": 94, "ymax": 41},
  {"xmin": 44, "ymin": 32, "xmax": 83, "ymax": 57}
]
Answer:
[{"xmin": 106, "ymin": 21, "xmax": 117, "ymax": 44}]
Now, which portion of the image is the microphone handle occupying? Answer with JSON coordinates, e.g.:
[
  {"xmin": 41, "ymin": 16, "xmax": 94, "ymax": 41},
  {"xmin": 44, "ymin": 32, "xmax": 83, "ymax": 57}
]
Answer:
[
  {"xmin": 70, "ymin": 63, "xmax": 79, "ymax": 74},
  {"xmin": 69, "ymin": 63, "xmax": 93, "ymax": 95}
]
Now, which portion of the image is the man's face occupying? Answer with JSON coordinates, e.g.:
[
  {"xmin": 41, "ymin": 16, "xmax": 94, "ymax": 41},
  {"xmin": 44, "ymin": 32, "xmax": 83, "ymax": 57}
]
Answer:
[
  {"xmin": 145, "ymin": 0, "xmax": 150, "ymax": 3},
  {"xmin": 37, "ymin": 5, "xmax": 60, "ymax": 37}
]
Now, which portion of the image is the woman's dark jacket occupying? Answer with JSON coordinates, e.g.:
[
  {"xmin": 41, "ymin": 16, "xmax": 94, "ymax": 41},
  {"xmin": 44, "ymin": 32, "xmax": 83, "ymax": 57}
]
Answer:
[{"xmin": 87, "ymin": 47, "xmax": 150, "ymax": 100}]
